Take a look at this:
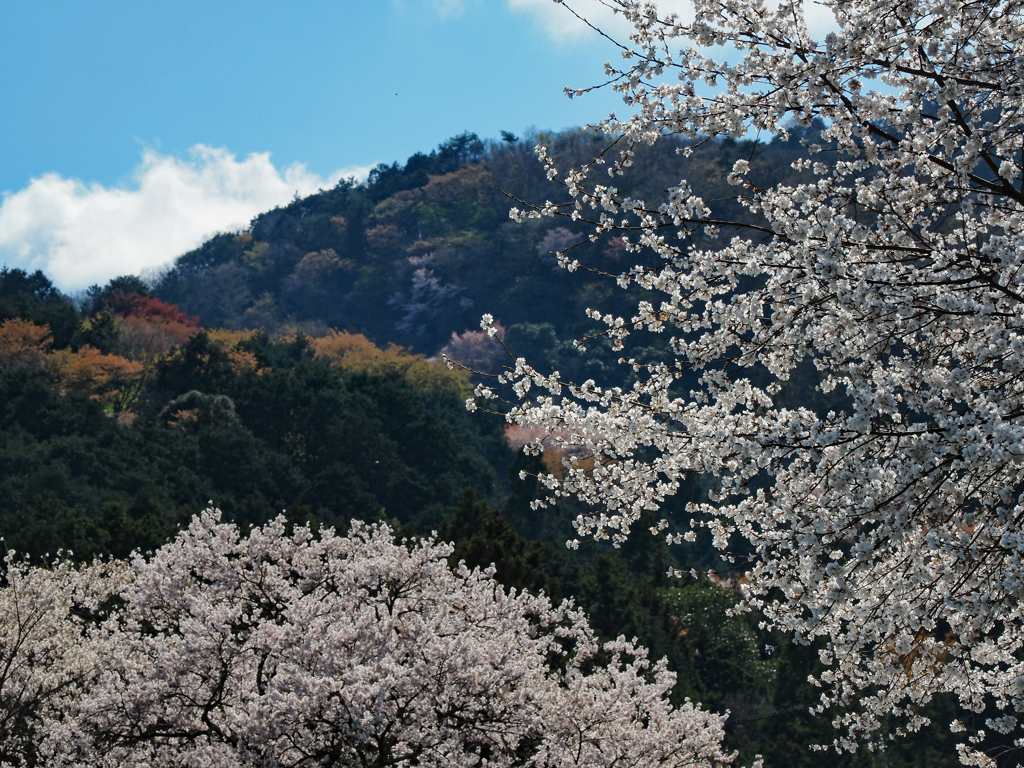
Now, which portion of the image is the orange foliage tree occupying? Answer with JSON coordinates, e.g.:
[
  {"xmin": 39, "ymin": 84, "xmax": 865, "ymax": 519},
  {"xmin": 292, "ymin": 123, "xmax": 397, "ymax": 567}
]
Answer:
[
  {"xmin": 0, "ymin": 319, "xmax": 52, "ymax": 373},
  {"xmin": 51, "ymin": 347, "xmax": 145, "ymax": 413},
  {"xmin": 0, "ymin": 317, "xmax": 144, "ymax": 414}
]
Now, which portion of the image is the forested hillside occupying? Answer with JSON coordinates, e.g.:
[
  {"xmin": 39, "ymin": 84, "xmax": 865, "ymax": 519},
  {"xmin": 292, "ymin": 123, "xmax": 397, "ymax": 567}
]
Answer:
[
  {"xmin": 0, "ymin": 126, "xmax": 961, "ymax": 767},
  {"xmin": 150, "ymin": 128, "xmax": 823, "ymax": 378}
]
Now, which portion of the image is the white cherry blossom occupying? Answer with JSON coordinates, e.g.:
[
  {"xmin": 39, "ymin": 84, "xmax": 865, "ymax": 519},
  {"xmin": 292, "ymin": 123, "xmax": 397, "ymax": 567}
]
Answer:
[
  {"xmin": 488, "ymin": 0, "xmax": 1024, "ymax": 761},
  {"xmin": 0, "ymin": 554, "xmax": 126, "ymax": 768},
  {"xmin": 0, "ymin": 512, "xmax": 733, "ymax": 768}
]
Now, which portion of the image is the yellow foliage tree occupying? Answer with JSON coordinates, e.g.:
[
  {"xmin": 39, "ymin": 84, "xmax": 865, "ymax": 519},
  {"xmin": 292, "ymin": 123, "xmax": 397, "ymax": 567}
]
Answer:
[
  {"xmin": 311, "ymin": 330, "xmax": 470, "ymax": 396},
  {"xmin": 206, "ymin": 330, "xmax": 264, "ymax": 375}
]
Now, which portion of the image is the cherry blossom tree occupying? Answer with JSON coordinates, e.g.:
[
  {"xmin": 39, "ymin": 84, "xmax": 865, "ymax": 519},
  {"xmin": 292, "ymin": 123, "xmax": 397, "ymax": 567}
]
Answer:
[
  {"xmin": 1, "ymin": 512, "xmax": 733, "ymax": 768},
  {"xmin": 0, "ymin": 555, "xmax": 124, "ymax": 767},
  {"xmin": 479, "ymin": 0, "xmax": 1024, "ymax": 761}
]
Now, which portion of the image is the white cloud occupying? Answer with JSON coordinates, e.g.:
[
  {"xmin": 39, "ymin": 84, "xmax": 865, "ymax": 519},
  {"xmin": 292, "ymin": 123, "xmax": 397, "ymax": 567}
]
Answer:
[
  {"xmin": 0, "ymin": 147, "xmax": 371, "ymax": 292},
  {"xmin": 429, "ymin": 0, "xmax": 470, "ymax": 17},
  {"xmin": 804, "ymin": 1, "xmax": 840, "ymax": 36},
  {"xmin": 509, "ymin": 0, "xmax": 692, "ymax": 43},
  {"xmin": 392, "ymin": 0, "xmax": 476, "ymax": 19},
  {"xmin": 509, "ymin": 0, "xmax": 836, "ymax": 43}
]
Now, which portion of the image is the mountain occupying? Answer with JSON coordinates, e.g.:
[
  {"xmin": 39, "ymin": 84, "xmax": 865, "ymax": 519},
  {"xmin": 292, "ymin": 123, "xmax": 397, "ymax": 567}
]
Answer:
[{"xmin": 151, "ymin": 127, "xmax": 821, "ymax": 373}]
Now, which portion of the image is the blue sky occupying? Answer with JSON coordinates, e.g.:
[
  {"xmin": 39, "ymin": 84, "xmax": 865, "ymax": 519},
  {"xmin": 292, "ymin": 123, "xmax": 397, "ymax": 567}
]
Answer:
[{"xmin": 1, "ymin": 0, "xmax": 679, "ymax": 290}]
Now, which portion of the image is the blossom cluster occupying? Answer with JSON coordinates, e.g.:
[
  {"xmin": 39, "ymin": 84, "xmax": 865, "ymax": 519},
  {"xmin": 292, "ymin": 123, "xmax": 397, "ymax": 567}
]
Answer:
[
  {"xmin": 487, "ymin": 0, "xmax": 1024, "ymax": 761},
  {"xmin": 0, "ymin": 511, "xmax": 732, "ymax": 768}
]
